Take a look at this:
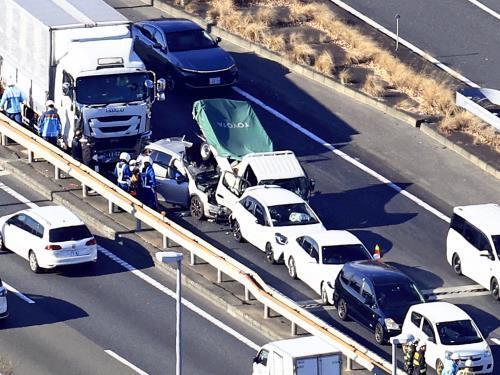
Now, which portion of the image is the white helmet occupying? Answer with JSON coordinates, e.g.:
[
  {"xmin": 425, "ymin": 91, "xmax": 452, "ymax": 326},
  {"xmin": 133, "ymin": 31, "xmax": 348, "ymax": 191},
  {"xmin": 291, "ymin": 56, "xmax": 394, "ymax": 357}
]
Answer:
[
  {"xmin": 143, "ymin": 156, "xmax": 153, "ymax": 165},
  {"xmin": 464, "ymin": 359, "xmax": 472, "ymax": 367},
  {"xmin": 451, "ymin": 353, "xmax": 460, "ymax": 361},
  {"xmin": 129, "ymin": 159, "xmax": 137, "ymax": 167},
  {"xmin": 6, "ymin": 75, "xmax": 16, "ymax": 86},
  {"xmin": 119, "ymin": 152, "xmax": 131, "ymax": 162},
  {"xmin": 45, "ymin": 99, "xmax": 55, "ymax": 108}
]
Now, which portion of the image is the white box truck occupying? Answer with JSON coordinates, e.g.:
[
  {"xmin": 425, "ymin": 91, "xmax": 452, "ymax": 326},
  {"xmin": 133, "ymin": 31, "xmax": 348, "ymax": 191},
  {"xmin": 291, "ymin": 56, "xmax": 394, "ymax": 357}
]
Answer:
[
  {"xmin": 253, "ymin": 336, "xmax": 342, "ymax": 375},
  {"xmin": 0, "ymin": 0, "xmax": 166, "ymax": 163}
]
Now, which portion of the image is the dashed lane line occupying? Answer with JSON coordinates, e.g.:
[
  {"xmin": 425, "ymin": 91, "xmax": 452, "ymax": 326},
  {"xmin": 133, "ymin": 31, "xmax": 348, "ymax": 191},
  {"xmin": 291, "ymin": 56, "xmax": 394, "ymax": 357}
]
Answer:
[
  {"xmin": 466, "ymin": 0, "xmax": 500, "ymax": 21},
  {"xmin": 422, "ymin": 284, "xmax": 490, "ymax": 301},
  {"xmin": 233, "ymin": 86, "xmax": 452, "ymax": 224},
  {"xmin": 0, "ymin": 181, "xmax": 38, "ymax": 209},
  {"xmin": 104, "ymin": 350, "xmax": 148, "ymax": 375},
  {"xmin": 491, "ymin": 338, "xmax": 500, "ymax": 345},
  {"xmin": 3, "ymin": 282, "xmax": 36, "ymax": 304}
]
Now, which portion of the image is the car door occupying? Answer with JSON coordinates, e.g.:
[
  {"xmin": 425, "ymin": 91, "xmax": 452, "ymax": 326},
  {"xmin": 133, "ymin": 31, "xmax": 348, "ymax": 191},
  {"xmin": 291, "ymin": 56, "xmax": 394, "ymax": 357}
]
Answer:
[
  {"xmin": 359, "ymin": 279, "xmax": 377, "ymax": 329},
  {"xmin": 24, "ymin": 216, "xmax": 44, "ymax": 258},
  {"xmin": 151, "ymin": 151, "xmax": 189, "ymax": 206},
  {"xmin": 252, "ymin": 202, "xmax": 272, "ymax": 251},
  {"xmin": 346, "ymin": 274, "xmax": 364, "ymax": 323},
  {"xmin": 150, "ymin": 28, "xmax": 168, "ymax": 66},
  {"xmin": 405, "ymin": 311, "xmax": 423, "ymax": 342},
  {"xmin": 475, "ymin": 231, "xmax": 496, "ymax": 288},
  {"xmin": 299, "ymin": 238, "xmax": 320, "ymax": 289},
  {"xmin": 237, "ymin": 197, "xmax": 257, "ymax": 242},
  {"xmin": 215, "ymin": 171, "xmax": 247, "ymax": 210},
  {"xmin": 460, "ymin": 222, "xmax": 488, "ymax": 286},
  {"xmin": 3, "ymin": 214, "xmax": 31, "ymax": 258},
  {"xmin": 421, "ymin": 317, "xmax": 439, "ymax": 368}
]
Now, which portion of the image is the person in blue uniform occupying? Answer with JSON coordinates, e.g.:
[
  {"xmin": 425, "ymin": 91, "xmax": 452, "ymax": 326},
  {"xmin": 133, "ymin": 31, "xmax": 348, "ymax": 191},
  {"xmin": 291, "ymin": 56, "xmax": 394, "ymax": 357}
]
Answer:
[
  {"xmin": 140, "ymin": 156, "xmax": 158, "ymax": 210},
  {"xmin": 114, "ymin": 152, "xmax": 132, "ymax": 191}
]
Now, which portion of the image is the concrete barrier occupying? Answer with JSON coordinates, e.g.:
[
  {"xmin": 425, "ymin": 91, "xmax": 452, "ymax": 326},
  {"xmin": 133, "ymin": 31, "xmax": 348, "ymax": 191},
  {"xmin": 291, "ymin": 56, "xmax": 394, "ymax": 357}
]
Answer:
[{"xmin": 0, "ymin": 113, "xmax": 403, "ymax": 374}]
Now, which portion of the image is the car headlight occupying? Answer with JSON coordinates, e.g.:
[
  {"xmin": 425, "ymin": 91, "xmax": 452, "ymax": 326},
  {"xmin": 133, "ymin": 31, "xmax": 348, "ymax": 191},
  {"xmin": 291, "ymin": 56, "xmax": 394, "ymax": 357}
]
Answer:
[
  {"xmin": 275, "ymin": 233, "xmax": 288, "ymax": 245},
  {"xmin": 484, "ymin": 349, "xmax": 492, "ymax": 358},
  {"xmin": 384, "ymin": 318, "xmax": 400, "ymax": 330}
]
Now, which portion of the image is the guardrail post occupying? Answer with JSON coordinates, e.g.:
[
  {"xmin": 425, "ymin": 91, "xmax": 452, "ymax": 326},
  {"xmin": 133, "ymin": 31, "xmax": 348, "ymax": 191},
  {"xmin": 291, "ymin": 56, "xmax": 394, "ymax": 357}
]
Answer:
[
  {"xmin": 291, "ymin": 322, "xmax": 298, "ymax": 336},
  {"xmin": 244, "ymin": 287, "xmax": 252, "ymax": 301},
  {"xmin": 190, "ymin": 252, "xmax": 196, "ymax": 265},
  {"xmin": 163, "ymin": 235, "xmax": 170, "ymax": 249},
  {"xmin": 217, "ymin": 269, "xmax": 223, "ymax": 283},
  {"xmin": 27, "ymin": 149, "xmax": 34, "ymax": 163},
  {"xmin": 135, "ymin": 219, "xmax": 142, "ymax": 231},
  {"xmin": 108, "ymin": 200, "xmax": 114, "ymax": 214},
  {"xmin": 263, "ymin": 305, "xmax": 270, "ymax": 319},
  {"xmin": 345, "ymin": 357, "xmax": 352, "ymax": 370},
  {"xmin": 82, "ymin": 184, "xmax": 87, "ymax": 198},
  {"xmin": 1, "ymin": 133, "xmax": 6, "ymax": 146},
  {"xmin": 54, "ymin": 165, "xmax": 60, "ymax": 180}
]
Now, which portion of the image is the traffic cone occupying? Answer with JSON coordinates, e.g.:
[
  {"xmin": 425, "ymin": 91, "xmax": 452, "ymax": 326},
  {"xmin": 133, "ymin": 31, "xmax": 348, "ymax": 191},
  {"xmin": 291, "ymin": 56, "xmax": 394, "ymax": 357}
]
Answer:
[{"xmin": 374, "ymin": 244, "xmax": 382, "ymax": 260}]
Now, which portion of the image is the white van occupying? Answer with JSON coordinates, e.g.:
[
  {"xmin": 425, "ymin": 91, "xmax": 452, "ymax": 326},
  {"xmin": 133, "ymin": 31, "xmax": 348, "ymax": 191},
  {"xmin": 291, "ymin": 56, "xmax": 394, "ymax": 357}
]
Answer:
[
  {"xmin": 252, "ymin": 336, "xmax": 342, "ymax": 375},
  {"xmin": 446, "ymin": 204, "xmax": 500, "ymax": 300}
]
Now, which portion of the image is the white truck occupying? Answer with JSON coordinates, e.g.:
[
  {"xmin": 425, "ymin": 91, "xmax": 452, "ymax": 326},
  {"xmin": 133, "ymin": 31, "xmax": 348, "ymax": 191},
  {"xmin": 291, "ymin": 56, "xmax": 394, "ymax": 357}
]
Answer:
[
  {"xmin": 253, "ymin": 336, "xmax": 342, "ymax": 375},
  {"xmin": 0, "ymin": 0, "xmax": 166, "ymax": 163}
]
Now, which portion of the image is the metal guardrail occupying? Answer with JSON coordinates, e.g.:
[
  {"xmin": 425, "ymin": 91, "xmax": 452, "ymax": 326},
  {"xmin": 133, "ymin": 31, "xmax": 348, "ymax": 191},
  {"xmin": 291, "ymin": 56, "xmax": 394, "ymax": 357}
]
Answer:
[{"xmin": 0, "ymin": 113, "xmax": 403, "ymax": 374}]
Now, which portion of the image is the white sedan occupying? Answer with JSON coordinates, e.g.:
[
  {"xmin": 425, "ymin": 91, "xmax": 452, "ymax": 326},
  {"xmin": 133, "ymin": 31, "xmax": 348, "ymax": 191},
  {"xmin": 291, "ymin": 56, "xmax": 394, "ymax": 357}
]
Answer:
[
  {"xmin": 401, "ymin": 302, "xmax": 493, "ymax": 374},
  {"xmin": 231, "ymin": 186, "xmax": 326, "ymax": 263},
  {"xmin": 283, "ymin": 230, "xmax": 374, "ymax": 305},
  {"xmin": 0, "ymin": 206, "xmax": 97, "ymax": 273}
]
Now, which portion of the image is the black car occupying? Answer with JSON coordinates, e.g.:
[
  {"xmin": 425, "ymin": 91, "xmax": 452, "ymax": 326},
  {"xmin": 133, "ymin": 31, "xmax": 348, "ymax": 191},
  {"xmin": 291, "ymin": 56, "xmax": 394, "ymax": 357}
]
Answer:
[
  {"xmin": 132, "ymin": 18, "xmax": 238, "ymax": 89},
  {"xmin": 333, "ymin": 260, "xmax": 425, "ymax": 344}
]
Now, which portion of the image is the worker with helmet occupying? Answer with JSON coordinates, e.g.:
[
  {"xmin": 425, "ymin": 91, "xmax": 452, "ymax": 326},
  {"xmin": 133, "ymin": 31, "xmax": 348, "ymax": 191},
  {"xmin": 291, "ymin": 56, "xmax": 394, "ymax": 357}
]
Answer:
[
  {"xmin": 140, "ymin": 156, "xmax": 158, "ymax": 210},
  {"xmin": 38, "ymin": 100, "xmax": 62, "ymax": 146},
  {"xmin": 456, "ymin": 359, "xmax": 474, "ymax": 375},
  {"xmin": 114, "ymin": 152, "xmax": 132, "ymax": 191},
  {"xmin": 442, "ymin": 352, "xmax": 460, "ymax": 375},
  {"xmin": 0, "ymin": 75, "xmax": 26, "ymax": 124}
]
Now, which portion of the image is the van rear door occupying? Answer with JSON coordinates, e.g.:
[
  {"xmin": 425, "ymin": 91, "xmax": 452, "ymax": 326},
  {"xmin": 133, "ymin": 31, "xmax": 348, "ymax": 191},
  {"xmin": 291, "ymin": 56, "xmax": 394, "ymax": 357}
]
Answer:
[{"xmin": 295, "ymin": 357, "xmax": 318, "ymax": 375}]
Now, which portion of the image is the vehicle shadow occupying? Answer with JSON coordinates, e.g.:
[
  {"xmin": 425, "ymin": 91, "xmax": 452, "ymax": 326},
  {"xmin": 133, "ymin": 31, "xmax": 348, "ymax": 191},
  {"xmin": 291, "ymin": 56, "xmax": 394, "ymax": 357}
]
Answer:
[
  {"xmin": 350, "ymin": 229, "xmax": 393, "ymax": 256},
  {"xmin": 1, "ymin": 293, "xmax": 88, "ymax": 329},
  {"xmin": 386, "ymin": 261, "xmax": 444, "ymax": 291},
  {"xmin": 53, "ymin": 235, "xmax": 155, "ymax": 278},
  {"xmin": 310, "ymin": 183, "xmax": 418, "ymax": 230},
  {"xmin": 455, "ymin": 303, "xmax": 500, "ymax": 339}
]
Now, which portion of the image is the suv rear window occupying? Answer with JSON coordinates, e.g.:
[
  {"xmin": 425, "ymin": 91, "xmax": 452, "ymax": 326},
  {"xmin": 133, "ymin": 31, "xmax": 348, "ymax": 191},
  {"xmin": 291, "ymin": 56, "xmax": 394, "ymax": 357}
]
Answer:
[{"xmin": 49, "ymin": 225, "xmax": 92, "ymax": 242}]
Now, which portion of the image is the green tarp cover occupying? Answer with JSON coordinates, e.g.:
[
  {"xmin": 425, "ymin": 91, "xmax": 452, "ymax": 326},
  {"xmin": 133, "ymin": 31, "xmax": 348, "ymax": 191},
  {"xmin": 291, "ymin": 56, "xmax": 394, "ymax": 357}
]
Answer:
[{"xmin": 193, "ymin": 99, "xmax": 273, "ymax": 160}]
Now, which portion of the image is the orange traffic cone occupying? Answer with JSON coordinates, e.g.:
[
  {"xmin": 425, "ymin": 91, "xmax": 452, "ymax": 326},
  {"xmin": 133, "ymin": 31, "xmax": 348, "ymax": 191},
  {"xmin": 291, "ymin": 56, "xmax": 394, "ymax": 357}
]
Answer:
[{"xmin": 374, "ymin": 244, "xmax": 382, "ymax": 261}]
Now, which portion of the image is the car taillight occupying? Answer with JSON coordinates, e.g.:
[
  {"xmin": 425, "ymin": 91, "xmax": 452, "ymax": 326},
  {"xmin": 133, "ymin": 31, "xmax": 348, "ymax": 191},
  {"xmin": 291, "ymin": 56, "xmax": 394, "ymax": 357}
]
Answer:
[
  {"xmin": 86, "ymin": 238, "xmax": 96, "ymax": 246},
  {"xmin": 45, "ymin": 244, "xmax": 62, "ymax": 250}
]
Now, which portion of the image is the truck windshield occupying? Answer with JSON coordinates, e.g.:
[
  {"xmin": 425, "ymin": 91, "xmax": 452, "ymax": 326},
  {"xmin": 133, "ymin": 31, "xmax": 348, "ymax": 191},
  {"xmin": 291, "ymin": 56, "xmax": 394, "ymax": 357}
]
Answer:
[
  {"xmin": 260, "ymin": 177, "xmax": 309, "ymax": 199},
  {"xmin": 76, "ymin": 73, "xmax": 151, "ymax": 105}
]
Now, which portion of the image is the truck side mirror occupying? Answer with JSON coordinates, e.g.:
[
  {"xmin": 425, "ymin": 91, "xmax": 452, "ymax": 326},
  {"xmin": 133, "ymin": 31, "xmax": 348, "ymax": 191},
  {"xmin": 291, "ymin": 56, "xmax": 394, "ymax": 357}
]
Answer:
[
  {"xmin": 62, "ymin": 82, "xmax": 72, "ymax": 96},
  {"xmin": 309, "ymin": 178, "xmax": 315, "ymax": 190}
]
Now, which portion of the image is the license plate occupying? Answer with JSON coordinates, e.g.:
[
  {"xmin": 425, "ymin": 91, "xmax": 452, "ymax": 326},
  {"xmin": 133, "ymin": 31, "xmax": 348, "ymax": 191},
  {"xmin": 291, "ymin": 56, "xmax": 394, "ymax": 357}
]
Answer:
[
  {"xmin": 68, "ymin": 250, "xmax": 79, "ymax": 257},
  {"xmin": 209, "ymin": 77, "xmax": 221, "ymax": 85}
]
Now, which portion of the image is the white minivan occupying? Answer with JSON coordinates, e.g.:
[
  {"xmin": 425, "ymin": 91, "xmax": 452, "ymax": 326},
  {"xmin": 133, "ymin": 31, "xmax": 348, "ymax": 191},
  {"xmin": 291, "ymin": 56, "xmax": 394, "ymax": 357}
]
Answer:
[
  {"xmin": 446, "ymin": 204, "xmax": 500, "ymax": 300},
  {"xmin": 0, "ymin": 206, "xmax": 98, "ymax": 273}
]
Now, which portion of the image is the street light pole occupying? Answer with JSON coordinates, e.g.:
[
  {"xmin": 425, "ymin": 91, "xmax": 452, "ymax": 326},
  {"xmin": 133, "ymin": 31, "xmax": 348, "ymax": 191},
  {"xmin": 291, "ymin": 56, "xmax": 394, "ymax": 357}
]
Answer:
[
  {"xmin": 156, "ymin": 251, "xmax": 184, "ymax": 375},
  {"xmin": 395, "ymin": 14, "xmax": 401, "ymax": 51}
]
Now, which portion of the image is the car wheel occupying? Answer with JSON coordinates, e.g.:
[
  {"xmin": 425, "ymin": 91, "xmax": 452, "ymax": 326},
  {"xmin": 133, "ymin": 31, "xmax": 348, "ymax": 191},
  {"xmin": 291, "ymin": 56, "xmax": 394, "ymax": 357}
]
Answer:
[
  {"xmin": 265, "ymin": 243, "xmax": 276, "ymax": 264},
  {"xmin": 452, "ymin": 253, "xmax": 462, "ymax": 275},
  {"xmin": 321, "ymin": 283, "xmax": 330, "ymax": 306},
  {"xmin": 29, "ymin": 251, "xmax": 41, "ymax": 273},
  {"xmin": 375, "ymin": 323, "xmax": 386, "ymax": 344},
  {"xmin": 232, "ymin": 220, "xmax": 244, "ymax": 242},
  {"xmin": 337, "ymin": 298, "xmax": 348, "ymax": 321},
  {"xmin": 436, "ymin": 359, "xmax": 444, "ymax": 374},
  {"xmin": 491, "ymin": 278, "xmax": 499, "ymax": 300},
  {"xmin": 190, "ymin": 195, "xmax": 204, "ymax": 220},
  {"xmin": 288, "ymin": 257, "xmax": 297, "ymax": 279}
]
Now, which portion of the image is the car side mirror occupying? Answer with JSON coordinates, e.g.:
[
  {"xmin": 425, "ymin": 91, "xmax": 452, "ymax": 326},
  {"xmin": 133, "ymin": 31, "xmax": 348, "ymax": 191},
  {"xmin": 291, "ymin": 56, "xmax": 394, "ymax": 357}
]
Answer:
[
  {"xmin": 215, "ymin": 36, "xmax": 222, "ymax": 44},
  {"xmin": 309, "ymin": 178, "xmax": 315, "ymax": 191},
  {"xmin": 479, "ymin": 250, "xmax": 492, "ymax": 258}
]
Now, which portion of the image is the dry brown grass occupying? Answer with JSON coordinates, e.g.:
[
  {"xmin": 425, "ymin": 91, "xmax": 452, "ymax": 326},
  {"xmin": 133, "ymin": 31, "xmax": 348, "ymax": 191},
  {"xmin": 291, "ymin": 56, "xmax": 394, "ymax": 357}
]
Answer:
[
  {"xmin": 288, "ymin": 42, "xmax": 316, "ymax": 65},
  {"xmin": 242, "ymin": 19, "xmax": 266, "ymax": 43},
  {"xmin": 361, "ymin": 74, "xmax": 385, "ymax": 98},
  {"xmin": 314, "ymin": 51, "xmax": 334, "ymax": 74},
  {"xmin": 338, "ymin": 68, "xmax": 352, "ymax": 85},
  {"xmin": 262, "ymin": 32, "xmax": 286, "ymax": 52}
]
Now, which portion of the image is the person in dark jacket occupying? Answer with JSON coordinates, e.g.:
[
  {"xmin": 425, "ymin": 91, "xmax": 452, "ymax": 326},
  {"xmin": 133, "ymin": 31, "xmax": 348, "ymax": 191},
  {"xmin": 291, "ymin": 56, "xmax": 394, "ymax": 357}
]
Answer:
[
  {"xmin": 403, "ymin": 339, "xmax": 418, "ymax": 374},
  {"xmin": 81, "ymin": 136, "xmax": 94, "ymax": 168},
  {"xmin": 38, "ymin": 100, "xmax": 61, "ymax": 146},
  {"xmin": 412, "ymin": 343, "xmax": 427, "ymax": 375},
  {"xmin": 71, "ymin": 130, "xmax": 83, "ymax": 161},
  {"xmin": 140, "ymin": 156, "xmax": 158, "ymax": 210}
]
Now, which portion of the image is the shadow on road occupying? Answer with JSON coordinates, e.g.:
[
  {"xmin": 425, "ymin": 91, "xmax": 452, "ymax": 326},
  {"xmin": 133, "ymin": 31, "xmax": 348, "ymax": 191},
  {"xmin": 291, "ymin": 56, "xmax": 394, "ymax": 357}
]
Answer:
[{"xmin": 387, "ymin": 262, "xmax": 444, "ymax": 290}]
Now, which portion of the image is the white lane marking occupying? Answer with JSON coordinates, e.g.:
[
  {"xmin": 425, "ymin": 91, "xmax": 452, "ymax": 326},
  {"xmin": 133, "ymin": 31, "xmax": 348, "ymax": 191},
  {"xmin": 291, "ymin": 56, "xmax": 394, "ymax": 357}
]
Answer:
[
  {"xmin": 491, "ymin": 338, "xmax": 500, "ymax": 345},
  {"xmin": 327, "ymin": 0, "xmax": 479, "ymax": 87},
  {"xmin": 233, "ymin": 86, "xmax": 451, "ymax": 223},
  {"xmin": 0, "ymin": 182, "xmax": 260, "ymax": 351},
  {"xmin": 98, "ymin": 246, "xmax": 260, "ymax": 351},
  {"xmin": 422, "ymin": 284, "xmax": 486, "ymax": 294},
  {"xmin": 3, "ymin": 282, "xmax": 36, "ymax": 304},
  {"xmin": 104, "ymin": 350, "xmax": 149, "ymax": 375},
  {"xmin": 0, "ymin": 181, "xmax": 38, "ymax": 209},
  {"xmin": 422, "ymin": 284, "xmax": 490, "ymax": 300},
  {"xmin": 466, "ymin": 0, "xmax": 500, "ymax": 21},
  {"xmin": 427, "ymin": 291, "xmax": 491, "ymax": 301}
]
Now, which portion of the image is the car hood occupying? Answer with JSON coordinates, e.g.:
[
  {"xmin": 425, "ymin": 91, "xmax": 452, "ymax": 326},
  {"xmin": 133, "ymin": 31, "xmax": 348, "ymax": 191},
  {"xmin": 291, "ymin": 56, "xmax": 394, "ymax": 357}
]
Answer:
[
  {"xmin": 441, "ymin": 341, "xmax": 489, "ymax": 356},
  {"xmin": 170, "ymin": 48, "xmax": 234, "ymax": 72},
  {"xmin": 382, "ymin": 304, "xmax": 412, "ymax": 325}
]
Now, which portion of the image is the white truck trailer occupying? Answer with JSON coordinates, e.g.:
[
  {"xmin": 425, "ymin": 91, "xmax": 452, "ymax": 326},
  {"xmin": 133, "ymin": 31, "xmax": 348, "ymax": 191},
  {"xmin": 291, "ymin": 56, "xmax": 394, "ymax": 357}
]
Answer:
[
  {"xmin": 0, "ymin": 0, "xmax": 166, "ymax": 163},
  {"xmin": 252, "ymin": 336, "xmax": 342, "ymax": 375}
]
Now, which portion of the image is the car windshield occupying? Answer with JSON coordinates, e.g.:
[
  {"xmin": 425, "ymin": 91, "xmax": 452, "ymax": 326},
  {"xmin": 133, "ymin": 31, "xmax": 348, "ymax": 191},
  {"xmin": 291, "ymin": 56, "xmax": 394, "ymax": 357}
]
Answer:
[
  {"xmin": 165, "ymin": 30, "xmax": 216, "ymax": 52},
  {"xmin": 322, "ymin": 244, "xmax": 371, "ymax": 265},
  {"xmin": 374, "ymin": 282, "xmax": 425, "ymax": 308},
  {"xmin": 493, "ymin": 235, "xmax": 500, "ymax": 257},
  {"xmin": 436, "ymin": 320, "xmax": 483, "ymax": 345},
  {"xmin": 260, "ymin": 177, "xmax": 309, "ymax": 200},
  {"xmin": 268, "ymin": 203, "xmax": 319, "ymax": 227},
  {"xmin": 76, "ymin": 72, "xmax": 151, "ymax": 105},
  {"xmin": 49, "ymin": 225, "xmax": 92, "ymax": 242}
]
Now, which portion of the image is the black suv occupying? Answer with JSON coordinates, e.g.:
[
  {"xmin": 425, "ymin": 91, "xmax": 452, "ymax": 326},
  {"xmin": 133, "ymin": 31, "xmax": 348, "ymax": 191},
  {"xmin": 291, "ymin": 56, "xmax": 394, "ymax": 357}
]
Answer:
[{"xmin": 333, "ymin": 260, "xmax": 425, "ymax": 344}]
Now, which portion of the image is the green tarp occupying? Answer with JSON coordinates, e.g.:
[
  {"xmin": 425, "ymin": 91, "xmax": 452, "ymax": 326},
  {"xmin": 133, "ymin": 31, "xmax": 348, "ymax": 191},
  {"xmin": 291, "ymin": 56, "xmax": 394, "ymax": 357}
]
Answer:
[{"xmin": 193, "ymin": 99, "xmax": 273, "ymax": 161}]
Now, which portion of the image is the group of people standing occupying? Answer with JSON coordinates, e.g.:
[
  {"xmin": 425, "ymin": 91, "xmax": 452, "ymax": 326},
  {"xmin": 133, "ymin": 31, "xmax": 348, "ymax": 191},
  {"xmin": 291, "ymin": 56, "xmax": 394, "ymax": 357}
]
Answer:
[
  {"xmin": 403, "ymin": 338, "xmax": 475, "ymax": 375},
  {"xmin": 114, "ymin": 150, "xmax": 159, "ymax": 211}
]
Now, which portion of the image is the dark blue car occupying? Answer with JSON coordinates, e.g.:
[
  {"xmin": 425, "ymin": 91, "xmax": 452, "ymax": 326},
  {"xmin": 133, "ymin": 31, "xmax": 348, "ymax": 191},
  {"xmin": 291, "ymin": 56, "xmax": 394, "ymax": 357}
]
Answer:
[
  {"xmin": 132, "ymin": 18, "xmax": 238, "ymax": 89},
  {"xmin": 333, "ymin": 260, "xmax": 426, "ymax": 344}
]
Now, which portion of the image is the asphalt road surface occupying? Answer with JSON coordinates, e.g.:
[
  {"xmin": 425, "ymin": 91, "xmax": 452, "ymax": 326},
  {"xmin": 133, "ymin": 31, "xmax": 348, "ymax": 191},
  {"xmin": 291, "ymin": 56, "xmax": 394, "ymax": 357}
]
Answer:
[
  {"xmin": 0, "ymin": 173, "xmax": 264, "ymax": 375},
  {"xmin": 339, "ymin": 0, "xmax": 500, "ymax": 89},
  {"xmin": 106, "ymin": 0, "xmax": 500, "ymax": 370}
]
